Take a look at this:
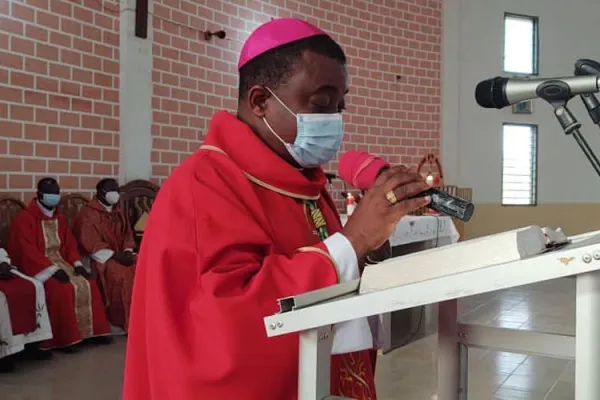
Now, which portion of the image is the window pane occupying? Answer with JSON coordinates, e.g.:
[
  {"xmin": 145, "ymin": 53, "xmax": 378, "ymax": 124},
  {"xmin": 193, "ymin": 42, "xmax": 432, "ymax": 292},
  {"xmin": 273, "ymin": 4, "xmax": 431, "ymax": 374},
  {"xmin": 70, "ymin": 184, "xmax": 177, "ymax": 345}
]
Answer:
[
  {"xmin": 504, "ymin": 15, "xmax": 537, "ymax": 75},
  {"xmin": 502, "ymin": 124, "xmax": 537, "ymax": 206}
]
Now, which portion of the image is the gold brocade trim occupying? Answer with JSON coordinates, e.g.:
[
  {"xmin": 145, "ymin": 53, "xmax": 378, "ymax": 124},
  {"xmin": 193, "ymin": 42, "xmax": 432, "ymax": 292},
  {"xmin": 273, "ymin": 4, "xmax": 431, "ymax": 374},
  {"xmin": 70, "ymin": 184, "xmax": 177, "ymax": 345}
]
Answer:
[
  {"xmin": 309, "ymin": 204, "xmax": 327, "ymax": 231},
  {"xmin": 41, "ymin": 220, "xmax": 94, "ymax": 339},
  {"xmin": 339, "ymin": 353, "xmax": 374, "ymax": 400},
  {"xmin": 296, "ymin": 246, "xmax": 340, "ymax": 283},
  {"xmin": 199, "ymin": 145, "xmax": 320, "ymax": 201}
]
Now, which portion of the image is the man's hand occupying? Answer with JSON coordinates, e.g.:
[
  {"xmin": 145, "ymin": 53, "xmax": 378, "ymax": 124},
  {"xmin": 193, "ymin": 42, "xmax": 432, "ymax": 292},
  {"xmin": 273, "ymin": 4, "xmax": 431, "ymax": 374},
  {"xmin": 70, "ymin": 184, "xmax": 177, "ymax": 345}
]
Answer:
[
  {"xmin": 52, "ymin": 269, "xmax": 70, "ymax": 283},
  {"xmin": 75, "ymin": 266, "xmax": 92, "ymax": 280},
  {"xmin": 342, "ymin": 166, "xmax": 430, "ymax": 260},
  {"xmin": 112, "ymin": 251, "xmax": 134, "ymax": 267},
  {"xmin": 0, "ymin": 262, "xmax": 13, "ymax": 280}
]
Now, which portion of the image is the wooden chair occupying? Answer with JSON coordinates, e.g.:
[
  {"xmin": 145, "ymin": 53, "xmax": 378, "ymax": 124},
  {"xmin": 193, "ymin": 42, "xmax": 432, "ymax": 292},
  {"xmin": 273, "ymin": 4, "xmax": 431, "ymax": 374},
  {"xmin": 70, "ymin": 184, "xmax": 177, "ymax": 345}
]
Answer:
[
  {"xmin": 0, "ymin": 196, "xmax": 26, "ymax": 250},
  {"xmin": 58, "ymin": 194, "xmax": 89, "ymax": 230},
  {"xmin": 120, "ymin": 180, "xmax": 159, "ymax": 250}
]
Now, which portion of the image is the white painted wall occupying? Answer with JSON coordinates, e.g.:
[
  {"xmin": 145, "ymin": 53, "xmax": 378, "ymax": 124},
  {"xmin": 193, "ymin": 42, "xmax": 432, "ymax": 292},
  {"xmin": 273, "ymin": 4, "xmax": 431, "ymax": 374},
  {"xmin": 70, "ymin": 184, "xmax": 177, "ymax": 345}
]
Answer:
[
  {"xmin": 119, "ymin": 0, "xmax": 153, "ymax": 183},
  {"xmin": 441, "ymin": 0, "xmax": 600, "ymax": 203}
]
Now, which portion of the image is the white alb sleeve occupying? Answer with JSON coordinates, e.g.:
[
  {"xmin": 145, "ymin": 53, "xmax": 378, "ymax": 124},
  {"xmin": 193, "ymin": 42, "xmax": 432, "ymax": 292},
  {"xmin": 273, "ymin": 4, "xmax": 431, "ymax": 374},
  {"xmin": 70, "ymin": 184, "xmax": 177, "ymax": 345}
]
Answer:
[
  {"xmin": 34, "ymin": 265, "xmax": 60, "ymax": 283},
  {"xmin": 323, "ymin": 232, "xmax": 374, "ymax": 354},
  {"xmin": 323, "ymin": 232, "xmax": 359, "ymax": 282}
]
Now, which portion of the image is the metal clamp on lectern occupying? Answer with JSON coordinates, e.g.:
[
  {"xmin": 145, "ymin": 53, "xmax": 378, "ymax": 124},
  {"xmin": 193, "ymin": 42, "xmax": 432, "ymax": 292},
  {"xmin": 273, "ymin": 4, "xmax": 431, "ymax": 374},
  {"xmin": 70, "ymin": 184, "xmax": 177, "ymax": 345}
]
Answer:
[{"xmin": 276, "ymin": 280, "xmax": 360, "ymax": 314}]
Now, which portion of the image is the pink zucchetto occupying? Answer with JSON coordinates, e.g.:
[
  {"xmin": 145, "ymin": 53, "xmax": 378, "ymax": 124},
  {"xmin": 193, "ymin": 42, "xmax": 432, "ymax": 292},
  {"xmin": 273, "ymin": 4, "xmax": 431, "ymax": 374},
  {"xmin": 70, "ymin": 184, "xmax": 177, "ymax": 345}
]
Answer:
[{"xmin": 238, "ymin": 18, "xmax": 329, "ymax": 71}]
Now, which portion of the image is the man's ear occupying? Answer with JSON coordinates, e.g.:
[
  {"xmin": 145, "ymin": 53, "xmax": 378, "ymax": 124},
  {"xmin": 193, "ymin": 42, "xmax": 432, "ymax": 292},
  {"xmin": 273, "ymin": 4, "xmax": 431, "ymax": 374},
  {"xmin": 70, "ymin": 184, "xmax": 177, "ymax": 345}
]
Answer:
[{"xmin": 247, "ymin": 85, "xmax": 270, "ymax": 118}]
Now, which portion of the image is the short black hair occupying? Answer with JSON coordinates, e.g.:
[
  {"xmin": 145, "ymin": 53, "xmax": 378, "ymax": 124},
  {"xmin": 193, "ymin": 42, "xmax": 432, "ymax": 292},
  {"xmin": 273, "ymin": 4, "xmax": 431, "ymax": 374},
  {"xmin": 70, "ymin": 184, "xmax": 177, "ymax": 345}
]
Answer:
[
  {"xmin": 238, "ymin": 35, "xmax": 346, "ymax": 100},
  {"xmin": 96, "ymin": 178, "xmax": 118, "ymax": 192},
  {"xmin": 37, "ymin": 177, "xmax": 58, "ymax": 192}
]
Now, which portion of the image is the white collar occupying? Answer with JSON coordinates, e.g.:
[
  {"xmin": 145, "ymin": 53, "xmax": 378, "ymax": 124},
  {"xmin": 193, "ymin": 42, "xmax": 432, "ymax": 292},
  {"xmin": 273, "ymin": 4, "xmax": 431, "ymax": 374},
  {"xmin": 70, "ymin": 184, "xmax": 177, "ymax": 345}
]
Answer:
[{"xmin": 36, "ymin": 200, "xmax": 55, "ymax": 218}]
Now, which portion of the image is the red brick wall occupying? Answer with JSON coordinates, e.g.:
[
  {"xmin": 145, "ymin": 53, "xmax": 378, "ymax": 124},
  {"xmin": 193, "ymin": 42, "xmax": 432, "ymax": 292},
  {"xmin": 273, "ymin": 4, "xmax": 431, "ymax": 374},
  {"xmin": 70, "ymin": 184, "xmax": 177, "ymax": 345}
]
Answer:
[
  {"xmin": 0, "ymin": 0, "xmax": 441, "ymax": 199},
  {"xmin": 0, "ymin": 0, "xmax": 120, "ymax": 200},
  {"xmin": 151, "ymin": 0, "xmax": 442, "ymax": 184}
]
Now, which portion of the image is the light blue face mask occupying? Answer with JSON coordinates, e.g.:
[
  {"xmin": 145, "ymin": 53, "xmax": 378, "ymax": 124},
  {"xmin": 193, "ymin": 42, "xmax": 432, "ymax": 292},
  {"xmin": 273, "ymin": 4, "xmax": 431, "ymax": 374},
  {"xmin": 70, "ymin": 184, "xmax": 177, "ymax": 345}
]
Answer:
[
  {"xmin": 263, "ymin": 88, "xmax": 344, "ymax": 168},
  {"xmin": 40, "ymin": 193, "xmax": 60, "ymax": 208}
]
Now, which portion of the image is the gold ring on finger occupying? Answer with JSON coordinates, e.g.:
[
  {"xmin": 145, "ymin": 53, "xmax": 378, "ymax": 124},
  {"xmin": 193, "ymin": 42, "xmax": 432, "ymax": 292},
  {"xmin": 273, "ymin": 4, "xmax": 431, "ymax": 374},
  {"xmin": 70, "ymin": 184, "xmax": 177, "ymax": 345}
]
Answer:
[{"xmin": 385, "ymin": 190, "xmax": 398, "ymax": 205}]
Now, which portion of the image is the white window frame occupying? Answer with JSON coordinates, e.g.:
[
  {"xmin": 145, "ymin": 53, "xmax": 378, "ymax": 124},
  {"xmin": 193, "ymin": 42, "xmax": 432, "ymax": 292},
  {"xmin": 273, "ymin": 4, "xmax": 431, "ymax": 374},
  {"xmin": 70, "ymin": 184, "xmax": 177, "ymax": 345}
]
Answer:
[
  {"xmin": 503, "ymin": 13, "xmax": 539, "ymax": 76},
  {"xmin": 501, "ymin": 123, "xmax": 538, "ymax": 206}
]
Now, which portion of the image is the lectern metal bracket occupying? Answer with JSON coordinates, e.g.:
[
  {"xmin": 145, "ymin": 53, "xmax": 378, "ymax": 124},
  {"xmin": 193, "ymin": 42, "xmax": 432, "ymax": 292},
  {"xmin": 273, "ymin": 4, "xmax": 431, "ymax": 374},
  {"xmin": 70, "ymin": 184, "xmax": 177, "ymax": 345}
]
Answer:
[{"xmin": 277, "ymin": 279, "xmax": 360, "ymax": 313}]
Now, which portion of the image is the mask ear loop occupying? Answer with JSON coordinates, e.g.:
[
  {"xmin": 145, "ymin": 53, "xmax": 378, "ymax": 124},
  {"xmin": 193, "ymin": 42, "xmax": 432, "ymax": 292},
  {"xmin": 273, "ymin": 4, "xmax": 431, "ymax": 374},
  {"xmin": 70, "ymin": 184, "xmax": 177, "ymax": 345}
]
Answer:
[
  {"xmin": 262, "ymin": 88, "xmax": 307, "ymax": 169},
  {"xmin": 262, "ymin": 117, "xmax": 292, "ymax": 150},
  {"xmin": 265, "ymin": 87, "xmax": 297, "ymax": 117},
  {"xmin": 262, "ymin": 88, "xmax": 296, "ymax": 146}
]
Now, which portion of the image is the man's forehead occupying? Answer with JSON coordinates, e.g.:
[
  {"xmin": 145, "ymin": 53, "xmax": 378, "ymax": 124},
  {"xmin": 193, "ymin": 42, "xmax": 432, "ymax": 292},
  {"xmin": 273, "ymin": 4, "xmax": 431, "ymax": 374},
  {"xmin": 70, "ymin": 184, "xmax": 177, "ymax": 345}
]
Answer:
[{"xmin": 297, "ymin": 52, "xmax": 348, "ymax": 93}]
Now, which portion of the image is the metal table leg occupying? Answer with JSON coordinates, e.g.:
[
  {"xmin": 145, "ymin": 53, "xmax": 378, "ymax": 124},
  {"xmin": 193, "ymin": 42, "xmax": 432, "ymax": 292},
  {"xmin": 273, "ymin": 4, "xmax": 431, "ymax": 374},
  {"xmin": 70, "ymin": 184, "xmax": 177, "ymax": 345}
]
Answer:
[
  {"xmin": 437, "ymin": 300, "xmax": 460, "ymax": 400},
  {"xmin": 458, "ymin": 343, "xmax": 468, "ymax": 400},
  {"xmin": 298, "ymin": 325, "xmax": 332, "ymax": 400},
  {"xmin": 576, "ymin": 271, "xmax": 600, "ymax": 399}
]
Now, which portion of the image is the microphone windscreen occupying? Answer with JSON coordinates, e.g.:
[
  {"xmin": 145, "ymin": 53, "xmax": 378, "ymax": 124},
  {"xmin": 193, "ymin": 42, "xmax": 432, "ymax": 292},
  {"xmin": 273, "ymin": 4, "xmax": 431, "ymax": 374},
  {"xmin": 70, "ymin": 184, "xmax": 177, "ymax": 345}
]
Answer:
[
  {"xmin": 474, "ymin": 76, "xmax": 509, "ymax": 109},
  {"xmin": 338, "ymin": 151, "xmax": 389, "ymax": 190},
  {"xmin": 474, "ymin": 78, "xmax": 496, "ymax": 108}
]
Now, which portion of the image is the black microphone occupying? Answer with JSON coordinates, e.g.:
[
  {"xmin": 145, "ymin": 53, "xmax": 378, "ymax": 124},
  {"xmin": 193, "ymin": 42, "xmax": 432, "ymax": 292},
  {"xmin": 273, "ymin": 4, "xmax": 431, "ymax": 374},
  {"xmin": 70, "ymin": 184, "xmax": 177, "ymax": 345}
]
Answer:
[
  {"xmin": 574, "ymin": 59, "xmax": 600, "ymax": 125},
  {"xmin": 416, "ymin": 188, "xmax": 474, "ymax": 222},
  {"xmin": 337, "ymin": 152, "xmax": 475, "ymax": 222},
  {"xmin": 475, "ymin": 75, "xmax": 600, "ymax": 109}
]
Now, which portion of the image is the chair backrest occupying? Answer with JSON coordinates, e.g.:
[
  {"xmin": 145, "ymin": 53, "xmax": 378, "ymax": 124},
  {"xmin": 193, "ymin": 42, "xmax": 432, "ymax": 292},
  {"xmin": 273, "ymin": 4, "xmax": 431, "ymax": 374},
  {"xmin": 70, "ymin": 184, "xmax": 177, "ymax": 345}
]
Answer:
[
  {"xmin": 0, "ymin": 196, "xmax": 26, "ymax": 249},
  {"xmin": 120, "ymin": 180, "xmax": 159, "ymax": 231},
  {"xmin": 58, "ymin": 193, "xmax": 89, "ymax": 230}
]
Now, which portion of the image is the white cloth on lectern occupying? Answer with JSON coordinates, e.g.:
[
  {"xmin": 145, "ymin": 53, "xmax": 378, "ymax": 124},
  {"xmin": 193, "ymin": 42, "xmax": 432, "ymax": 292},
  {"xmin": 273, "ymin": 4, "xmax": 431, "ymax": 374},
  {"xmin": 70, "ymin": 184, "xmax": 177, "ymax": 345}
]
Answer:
[{"xmin": 324, "ymin": 233, "xmax": 375, "ymax": 354}]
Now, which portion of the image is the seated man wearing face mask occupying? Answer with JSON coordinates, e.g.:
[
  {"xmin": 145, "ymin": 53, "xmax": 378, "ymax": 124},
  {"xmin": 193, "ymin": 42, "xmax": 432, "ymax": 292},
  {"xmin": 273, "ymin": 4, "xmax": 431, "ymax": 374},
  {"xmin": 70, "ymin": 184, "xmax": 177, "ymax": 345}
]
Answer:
[
  {"xmin": 73, "ymin": 178, "xmax": 136, "ymax": 332},
  {"xmin": 8, "ymin": 178, "xmax": 111, "ymax": 351}
]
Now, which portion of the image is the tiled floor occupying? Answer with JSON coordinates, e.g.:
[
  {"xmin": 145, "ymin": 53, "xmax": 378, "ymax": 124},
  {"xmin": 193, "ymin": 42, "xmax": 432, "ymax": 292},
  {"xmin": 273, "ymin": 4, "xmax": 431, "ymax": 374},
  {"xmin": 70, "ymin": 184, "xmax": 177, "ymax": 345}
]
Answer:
[
  {"xmin": 376, "ymin": 278, "xmax": 575, "ymax": 400},
  {"xmin": 0, "ymin": 278, "xmax": 576, "ymax": 399}
]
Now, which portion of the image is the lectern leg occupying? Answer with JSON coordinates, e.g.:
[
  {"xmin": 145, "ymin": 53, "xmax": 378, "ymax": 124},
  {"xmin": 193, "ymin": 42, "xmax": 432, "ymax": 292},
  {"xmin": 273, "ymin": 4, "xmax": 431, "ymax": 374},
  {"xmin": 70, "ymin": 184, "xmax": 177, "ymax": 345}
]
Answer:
[
  {"xmin": 298, "ymin": 326, "xmax": 332, "ymax": 400},
  {"xmin": 576, "ymin": 271, "xmax": 600, "ymax": 400},
  {"xmin": 458, "ymin": 344, "xmax": 468, "ymax": 400},
  {"xmin": 437, "ymin": 300, "xmax": 460, "ymax": 400}
]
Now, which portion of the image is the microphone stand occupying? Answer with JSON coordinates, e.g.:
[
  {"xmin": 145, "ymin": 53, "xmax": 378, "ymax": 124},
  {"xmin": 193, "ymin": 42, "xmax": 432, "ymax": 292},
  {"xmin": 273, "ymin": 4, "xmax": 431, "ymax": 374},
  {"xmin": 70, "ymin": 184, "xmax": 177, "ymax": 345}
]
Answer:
[{"xmin": 538, "ymin": 81, "xmax": 600, "ymax": 177}]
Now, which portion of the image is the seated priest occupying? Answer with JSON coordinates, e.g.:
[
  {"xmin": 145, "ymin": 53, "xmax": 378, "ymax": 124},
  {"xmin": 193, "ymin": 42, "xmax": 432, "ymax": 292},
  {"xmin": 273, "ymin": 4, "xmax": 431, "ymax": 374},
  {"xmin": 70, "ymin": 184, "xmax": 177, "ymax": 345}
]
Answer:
[
  {"xmin": 73, "ymin": 178, "xmax": 136, "ymax": 332},
  {"xmin": 123, "ymin": 18, "xmax": 431, "ymax": 400},
  {"xmin": 0, "ymin": 248, "xmax": 52, "ymax": 372},
  {"xmin": 8, "ymin": 178, "xmax": 112, "ymax": 351}
]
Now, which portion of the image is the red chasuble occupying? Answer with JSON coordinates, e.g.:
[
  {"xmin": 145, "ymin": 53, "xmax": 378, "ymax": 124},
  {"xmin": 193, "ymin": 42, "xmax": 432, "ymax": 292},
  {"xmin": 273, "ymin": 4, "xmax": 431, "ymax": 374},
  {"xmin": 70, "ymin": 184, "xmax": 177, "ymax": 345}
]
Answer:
[
  {"xmin": 73, "ymin": 198, "xmax": 137, "ymax": 331},
  {"xmin": 8, "ymin": 201, "xmax": 111, "ymax": 349},
  {"xmin": 123, "ymin": 111, "xmax": 377, "ymax": 400},
  {"xmin": 0, "ymin": 275, "xmax": 37, "ymax": 335}
]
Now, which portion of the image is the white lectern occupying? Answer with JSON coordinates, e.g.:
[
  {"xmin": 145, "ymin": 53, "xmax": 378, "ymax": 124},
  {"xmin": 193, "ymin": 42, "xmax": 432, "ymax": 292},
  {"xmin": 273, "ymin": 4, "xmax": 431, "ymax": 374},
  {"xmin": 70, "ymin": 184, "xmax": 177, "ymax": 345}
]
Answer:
[{"xmin": 264, "ymin": 227, "xmax": 600, "ymax": 399}]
